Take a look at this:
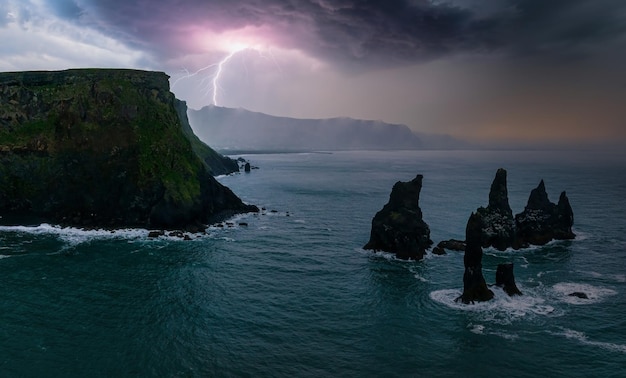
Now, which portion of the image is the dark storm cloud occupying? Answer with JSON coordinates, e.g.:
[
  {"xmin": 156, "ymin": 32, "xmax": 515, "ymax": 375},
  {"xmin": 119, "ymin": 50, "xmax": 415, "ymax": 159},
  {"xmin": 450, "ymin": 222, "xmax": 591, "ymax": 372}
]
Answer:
[{"xmin": 79, "ymin": 0, "xmax": 626, "ymax": 68}]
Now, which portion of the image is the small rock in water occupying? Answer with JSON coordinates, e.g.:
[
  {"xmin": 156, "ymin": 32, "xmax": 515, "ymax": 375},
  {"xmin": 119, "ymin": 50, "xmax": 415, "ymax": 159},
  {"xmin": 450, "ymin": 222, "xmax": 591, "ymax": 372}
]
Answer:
[
  {"xmin": 568, "ymin": 292, "xmax": 589, "ymax": 299},
  {"xmin": 238, "ymin": 222, "xmax": 248, "ymax": 226}
]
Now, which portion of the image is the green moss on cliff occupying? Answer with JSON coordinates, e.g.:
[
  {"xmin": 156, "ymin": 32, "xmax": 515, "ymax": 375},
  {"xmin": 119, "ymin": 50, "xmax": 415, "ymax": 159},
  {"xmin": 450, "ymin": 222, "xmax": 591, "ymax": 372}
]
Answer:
[{"xmin": 0, "ymin": 69, "xmax": 255, "ymax": 228}]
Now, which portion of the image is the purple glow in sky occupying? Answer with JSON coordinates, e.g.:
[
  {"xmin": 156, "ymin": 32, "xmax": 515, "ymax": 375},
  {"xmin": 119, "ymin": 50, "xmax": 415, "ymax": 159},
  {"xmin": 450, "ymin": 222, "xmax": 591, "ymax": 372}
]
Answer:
[{"xmin": 1, "ymin": 0, "xmax": 626, "ymax": 145}]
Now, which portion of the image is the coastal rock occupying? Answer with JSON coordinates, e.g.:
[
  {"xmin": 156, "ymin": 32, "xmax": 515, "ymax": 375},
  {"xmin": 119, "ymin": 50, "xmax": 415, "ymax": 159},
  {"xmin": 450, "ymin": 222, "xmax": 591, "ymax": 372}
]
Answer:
[
  {"xmin": 244, "ymin": 162, "xmax": 251, "ymax": 172},
  {"xmin": 432, "ymin": 239, "xmax": 466, "ymax": 255},
  {"xmin": 568, "ymin": 292, "xmax": 589, "ymax": 299},
  {"xmin": 364, "ymin": 174, "xmax": 433, "ymax": 260},
  {"xmin": 0, "ymin": 69, "xmax": 258, "ymax": 229},
  {"xmin": 495, "ymin": 263, "xmax": 522, "ymax": 296},
  {"xmin": 437, "ymin": 239, "xmax": 466, "ymax": 252},
  {"xmin": 457, "ymin": 212, "xmax": 494, "ymax": 304},
  {"xmin": 474, "ymin": 169, "xmax": 515, "ymax": 250},
  {"xmin": 514, "ymin": 181, "xmax": 575, "ymax": 247}
]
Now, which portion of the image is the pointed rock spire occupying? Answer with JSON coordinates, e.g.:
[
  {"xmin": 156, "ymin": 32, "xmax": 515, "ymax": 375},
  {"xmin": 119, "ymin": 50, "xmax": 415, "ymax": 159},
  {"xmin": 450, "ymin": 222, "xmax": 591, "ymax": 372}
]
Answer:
[
  {"xmin": 457, "ymin": 212, "xmax": 494, "ymax": 304},
  {"xmin": 474, "ymin": 168, "xmax": 515, "ymax": 250},
  {"xmin": 525, "ymin": 179, "xmax": 552, "ymax": 210},
  {"xmin": 488, "ymin": 168, "xmax": 512, "ymax": 216}
]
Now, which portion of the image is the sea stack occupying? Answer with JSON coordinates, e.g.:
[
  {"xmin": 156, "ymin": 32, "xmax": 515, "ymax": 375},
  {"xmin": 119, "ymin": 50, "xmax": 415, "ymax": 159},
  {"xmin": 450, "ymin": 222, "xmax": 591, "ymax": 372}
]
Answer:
[
  {"xmin": 474, "ymin": 168, "xmax": 515, "ymax": 250},
  {"xmin": 457, "ymin": 212, "xmax": 494, "ymax": 304},
  {"xmin": 514, "ymin": 180, "xmax": 575, "ymax": 247},
  {"xmin": 495, "ymin": 263, "xmax": 522, "ymax": 296},
  {"xmin": 0, "ymin": 69, "xmax": 257, "ymax": 229},
  {"xmin": 364, "ymin": 174, "xmax": 433, "ymax": 260}
]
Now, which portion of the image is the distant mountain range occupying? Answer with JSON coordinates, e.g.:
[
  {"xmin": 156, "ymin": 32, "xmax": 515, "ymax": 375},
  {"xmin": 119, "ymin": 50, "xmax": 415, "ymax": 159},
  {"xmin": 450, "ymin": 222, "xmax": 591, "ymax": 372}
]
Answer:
[{"xmin": 187, "ymin": 106, "xmax": 466, "ymax": 152}]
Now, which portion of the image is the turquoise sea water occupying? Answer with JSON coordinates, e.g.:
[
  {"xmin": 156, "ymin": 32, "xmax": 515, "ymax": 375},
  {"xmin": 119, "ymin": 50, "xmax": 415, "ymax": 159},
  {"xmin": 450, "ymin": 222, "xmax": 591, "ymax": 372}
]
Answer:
[{"xmin": 1, "ymin": 150, "xmax": 625, "ymax": 377}]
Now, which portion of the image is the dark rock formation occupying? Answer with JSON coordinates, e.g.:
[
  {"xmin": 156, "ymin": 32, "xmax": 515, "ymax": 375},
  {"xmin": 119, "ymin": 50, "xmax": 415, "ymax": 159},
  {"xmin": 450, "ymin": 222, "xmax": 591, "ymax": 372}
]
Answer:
[
  {"xmin": 495, "ymin": 263, "xmax": 522, "ymax": 296},
  {"xmin": 514, "ymin": 180, "xmax": 575, "ymax": 247},
  {"xmin": 432, "ymin": 239, "xmax": 466, "ymax": 255},
  {"xmin": 568, "ymin": 292, "xmax": 589, "ymax": 299},
  {"xmin": 244, "ymin": 162, "xmax": 251, "ymax": 172},
  {"xmin": 472, "ymin": 169, "xmax": 575, "ymax": 250},
  {"xmin": 0, "ymin": 69, "xmax": 257, "ymax": 229},
  {"xmin": 364, "ymin": 174, "xmax": 433, "ymax": 260},
  {"xmin": 474, "ymin": 169, "xmax": 515, "ymax": 250},
  {"xmin": 457, "ymin": 212, "xmax": 494, "ymax": 304},
  {"xmin": 438, "ymin": 239, "xmax": 466, "ymax": 252}
]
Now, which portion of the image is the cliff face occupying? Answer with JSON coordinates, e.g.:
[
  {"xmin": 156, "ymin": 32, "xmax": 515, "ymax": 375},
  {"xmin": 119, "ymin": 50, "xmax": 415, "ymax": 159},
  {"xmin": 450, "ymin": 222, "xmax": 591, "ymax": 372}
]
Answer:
[
  {"xmin": 174, "ymin": 100, "xmax": 239, "ymax": 176},
  {"xmin": 0, "ymin": 69, "xmax": 256, "ymax": 229}
]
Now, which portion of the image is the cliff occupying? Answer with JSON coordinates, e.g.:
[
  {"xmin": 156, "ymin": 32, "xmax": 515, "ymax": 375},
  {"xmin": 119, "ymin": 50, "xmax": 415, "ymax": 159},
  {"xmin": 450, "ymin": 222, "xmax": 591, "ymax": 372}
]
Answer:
[
  {"xmin": 173, "ymin": 100, "xmax": 239, "ymax": 176},
  {"xmin": 0, "ymin": 69, "xmax": 256, "ymax": 229}
]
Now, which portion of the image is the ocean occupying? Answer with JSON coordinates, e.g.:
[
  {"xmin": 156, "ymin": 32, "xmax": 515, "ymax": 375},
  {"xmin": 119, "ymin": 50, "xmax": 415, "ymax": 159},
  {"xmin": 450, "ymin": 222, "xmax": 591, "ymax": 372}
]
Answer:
[{"xmin": 1, "ymin": 150, "xmax": 625, "ymax": 377}]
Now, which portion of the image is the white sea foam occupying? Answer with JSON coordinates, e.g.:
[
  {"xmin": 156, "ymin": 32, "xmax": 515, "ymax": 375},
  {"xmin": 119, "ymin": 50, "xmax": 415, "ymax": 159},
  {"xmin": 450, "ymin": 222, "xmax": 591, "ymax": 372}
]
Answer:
[
  {"xmin": 469, "ymin": 323, "xmax": 485, "ymax": 334},
  {"xmin": 552, "ymin": 282, "xmax": 617, "ymax": 304},
  {"xmin": 554, "ymin": 328, "xmax": 626, "ymax": 353},
  {"xmin": 0, "ymin": 254, "xmax": 13, "ymax": 259},
  {"xmin": 0, "ymin": 223, "xmax": 148, "ymax": 245},
  {"xmin": 411, "ymin": 268, "xmax": 429, "ymax": 282},
  {"xmin": 467, "ymin": 323, "xmax": 519, "ymax": 340},
  {"xmin": 572, "ymin": 228, "xmax": 589, "ymax": 241},
  {"xmin": 581, "ymin": 271, "xmax": 626, "ymax": 283},
  {"xmin": 429, "ymin": 285, "xmax": 561, "ymax": 325}
]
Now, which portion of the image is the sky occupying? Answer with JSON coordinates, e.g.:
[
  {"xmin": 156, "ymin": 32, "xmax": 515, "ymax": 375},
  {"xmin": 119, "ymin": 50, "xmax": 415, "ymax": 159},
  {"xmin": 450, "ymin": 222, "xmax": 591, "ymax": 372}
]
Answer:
[{"xmin": 1, "ymin": 0, "xmax": 626, "ymax": 146}]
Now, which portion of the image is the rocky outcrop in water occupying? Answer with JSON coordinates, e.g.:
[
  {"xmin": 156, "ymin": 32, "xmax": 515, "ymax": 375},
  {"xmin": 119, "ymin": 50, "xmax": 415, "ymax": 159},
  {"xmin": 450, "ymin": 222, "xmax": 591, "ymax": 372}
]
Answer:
[
  {"xmin": 432, "ymin": 239, "xmax": 466, "ymax": 255},
  {"xmin": 495, "ymin": 263, "xmax": 522, "ymax": 296},
  {"xmin": 457, "ymin": 212, "xmax": 494, "ymax": 304},
  {"xmin": 470, "ymin": 169, "xmax": 575, "ymax": 250},
  {"xmin": 0, "ymin": 69, "xmax": 257, "ymax": 229},
  {"xmin": 514, "ymin": 181, "xmax": 575, "ymax": 247},
  {"xmin": 364, "ymin": 174, "xmax": 433, "ymax": 260},
  {"xmin": 474, "ymin": 168, "xmax": 516, "ymax": 250}
]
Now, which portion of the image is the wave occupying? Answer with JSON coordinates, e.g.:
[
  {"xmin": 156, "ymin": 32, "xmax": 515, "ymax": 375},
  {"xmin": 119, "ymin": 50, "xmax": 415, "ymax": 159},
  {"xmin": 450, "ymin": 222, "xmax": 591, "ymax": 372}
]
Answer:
[
  {"xmin": 551, "ymin": 282, "xmax": 617, "ymax": 304},
  {"xmin": 429, "ymin": 285, "xmax": 561, "ymax": 325},
  {"xmin": 0, "ymin": 223, "xmax": 149, "ymax": 245},
  {"xmin": 468, "ymin": 323, "xmax": 519, "ymax": 340},
  {"xmin": 553, "ymin": 328, "xmax": 626, "ymax": 353},
  {"xmin": 0, "ymin": 222, "xmax": 232, "ymax": 246},
  {"xmin": 580, "ymin": 271, "xmax": 626, "ymax": 283}
]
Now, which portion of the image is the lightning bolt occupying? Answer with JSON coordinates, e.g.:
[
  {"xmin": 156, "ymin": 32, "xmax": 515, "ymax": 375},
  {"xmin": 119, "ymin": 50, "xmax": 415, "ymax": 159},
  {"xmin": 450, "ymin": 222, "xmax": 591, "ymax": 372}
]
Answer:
[
  {"xmin": 211, "ymin": 48, "xmax": 245, "ymax": 106},
  {"xmin": 172, "ymin": 46, "xmax": 280, "ymax": 107}
]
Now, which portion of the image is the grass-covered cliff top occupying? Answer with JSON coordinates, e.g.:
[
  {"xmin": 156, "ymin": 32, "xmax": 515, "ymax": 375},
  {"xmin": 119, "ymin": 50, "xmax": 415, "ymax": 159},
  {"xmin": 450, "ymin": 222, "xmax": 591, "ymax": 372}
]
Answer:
[{"xmin": 0, "ymin": 68, "xmax": 252, "ymax": 228}]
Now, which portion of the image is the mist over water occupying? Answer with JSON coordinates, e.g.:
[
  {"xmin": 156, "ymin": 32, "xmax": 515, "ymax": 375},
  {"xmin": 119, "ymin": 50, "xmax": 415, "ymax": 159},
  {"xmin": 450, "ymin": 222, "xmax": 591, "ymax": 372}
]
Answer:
[{"xmin": 1, "ymin": 150, "xmax": 625, "ymax": 377}]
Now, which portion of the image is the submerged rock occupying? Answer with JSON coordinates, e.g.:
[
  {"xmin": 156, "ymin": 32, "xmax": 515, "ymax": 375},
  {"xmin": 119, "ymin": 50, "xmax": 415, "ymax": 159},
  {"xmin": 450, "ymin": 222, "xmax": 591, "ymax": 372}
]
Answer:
[
  {"xmin": 514, "ymin": 180, "xmax": 575, "ymax": 247},
  {"xmin": 495, "ymin": 263, "xmax": 523, "ymax": 296},
  {"xmin": 457, "ymin": 212, "xmax": 494, "ymax": 304},
  {"xmin": 364, "ymin": 174, "xmax": 433, "ymax": 260},
  {"xmin": 474, "ymin": 169, "xmax": 515, "ymax": 250},
  {"xmin": 0, "ymin": 69, "xmax": 257, "ymax": 229}
]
